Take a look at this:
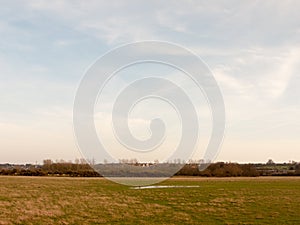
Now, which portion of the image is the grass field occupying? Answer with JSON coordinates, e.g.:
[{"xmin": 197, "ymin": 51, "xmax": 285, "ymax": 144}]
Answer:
[{"xmin": 0, "ymin": 176, "xmax": 299, "ymax": 224}]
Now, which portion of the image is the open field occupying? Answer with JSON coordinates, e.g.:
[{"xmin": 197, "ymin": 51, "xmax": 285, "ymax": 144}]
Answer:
[{"xmin": 0, "ymin": 176, "xmax": 299, "ymax": 224}]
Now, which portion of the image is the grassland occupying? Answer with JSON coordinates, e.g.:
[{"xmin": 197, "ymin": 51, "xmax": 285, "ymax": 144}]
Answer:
[{"xmin": 0, "ymin": 176, "xmax": 299, "ymax": 224}]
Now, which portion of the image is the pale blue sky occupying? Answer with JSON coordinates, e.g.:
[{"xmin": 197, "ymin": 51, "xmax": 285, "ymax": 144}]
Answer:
[{"xmin": 0, "ymin": 1, "xmax": 299, "ymax": 163}]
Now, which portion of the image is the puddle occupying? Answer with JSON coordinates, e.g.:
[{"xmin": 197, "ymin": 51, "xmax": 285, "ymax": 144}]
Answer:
[{"xmin": 131, "ymin": 185, "xmax": 200, "ymax": 189}]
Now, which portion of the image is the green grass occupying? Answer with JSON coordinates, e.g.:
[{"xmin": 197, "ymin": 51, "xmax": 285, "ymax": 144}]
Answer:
[{"xmin": 0, "ymin": 176, "xmax": 299, "ymax": 224}]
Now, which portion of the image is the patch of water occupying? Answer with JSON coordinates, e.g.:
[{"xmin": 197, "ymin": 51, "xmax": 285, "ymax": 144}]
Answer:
[{"xmin": 131, "ymin": 185, "xmax": 200, "ymax": 189}]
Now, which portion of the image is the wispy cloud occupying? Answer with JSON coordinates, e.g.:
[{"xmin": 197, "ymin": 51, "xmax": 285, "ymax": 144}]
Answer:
[{"xmin": 0, "ymin": 1, "xmax": 299, "ymax": 163}]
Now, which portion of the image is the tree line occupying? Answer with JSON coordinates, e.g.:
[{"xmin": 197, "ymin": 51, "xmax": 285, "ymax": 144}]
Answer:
[{"xmin": 0, "ymin": 159, "xmax": 299, "ymax": 177}]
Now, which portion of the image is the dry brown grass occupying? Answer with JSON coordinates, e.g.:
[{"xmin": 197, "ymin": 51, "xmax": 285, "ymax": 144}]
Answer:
[{"xmin": 0, "ymin": 176, "xmax": 299, "ymax": 224}]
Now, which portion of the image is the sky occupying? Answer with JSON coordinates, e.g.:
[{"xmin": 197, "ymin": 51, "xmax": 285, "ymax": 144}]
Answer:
[{"xmin": 0, "ymin": 0, "xmax": 299, "ymax": 164}]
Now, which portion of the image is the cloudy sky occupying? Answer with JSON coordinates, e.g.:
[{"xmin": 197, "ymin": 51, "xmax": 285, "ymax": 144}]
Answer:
[{"xmin": 0, "ymin": 0, "xmax": 299, "ymax": 164}]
